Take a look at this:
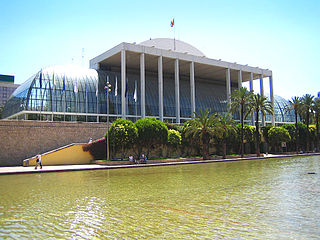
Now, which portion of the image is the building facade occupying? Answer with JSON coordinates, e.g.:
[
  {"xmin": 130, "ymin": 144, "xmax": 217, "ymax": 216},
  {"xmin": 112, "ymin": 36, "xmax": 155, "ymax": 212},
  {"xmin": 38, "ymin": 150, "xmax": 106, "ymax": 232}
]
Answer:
[
  {"xmin": 0, "ymin": 74, "xmax": 19, "ymax": 106},
  {"xmin": 2, "ymin": 38, "xmax": 295, "ymax": 124}
]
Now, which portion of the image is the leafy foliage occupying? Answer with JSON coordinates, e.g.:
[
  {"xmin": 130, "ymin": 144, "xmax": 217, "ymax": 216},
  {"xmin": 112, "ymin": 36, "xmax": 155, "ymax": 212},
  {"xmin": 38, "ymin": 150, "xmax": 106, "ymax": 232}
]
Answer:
[
  {"xmin": 214, "ymin": 113, "xmax": 235, "ymax": 158},
  {"xmin": 229, "ymin": 87, "xmax": 253, "ymax": 157},
  {"xmin": 185, "ymin": 108, "xmax": 218, "ymax": 159},
  {"xmin": 246, "ymin": 93, "xmax": 273, "ymax": 156},
  {"xmin": 268, "ymin": 127, "xmax": 291, "ymax": 152},
  {"xmin": 135, "ymin": 117, "xmax": 168, "ymax": 155},
  {"xmin": 167, "ymin": 129, "xmax": 182, "ymax": 148},
  {"xmin": 108, "ymin": 118, "xmax": 138, "ymax": 158}
]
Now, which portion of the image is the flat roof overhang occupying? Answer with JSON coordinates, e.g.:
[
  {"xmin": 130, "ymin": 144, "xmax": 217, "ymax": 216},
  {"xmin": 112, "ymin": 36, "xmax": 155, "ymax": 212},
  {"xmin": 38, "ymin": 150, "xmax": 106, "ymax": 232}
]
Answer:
[{"xmin": 90, "ymin": 42, "xmax": 272, "ymax": 83}]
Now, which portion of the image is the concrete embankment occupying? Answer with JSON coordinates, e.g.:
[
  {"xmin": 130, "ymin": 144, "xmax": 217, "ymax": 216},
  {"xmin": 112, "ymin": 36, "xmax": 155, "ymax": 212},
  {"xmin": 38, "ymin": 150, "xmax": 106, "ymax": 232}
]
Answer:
[{"xmin": 0, "ymin": 152, "xmax": 319, "ymax": 175}]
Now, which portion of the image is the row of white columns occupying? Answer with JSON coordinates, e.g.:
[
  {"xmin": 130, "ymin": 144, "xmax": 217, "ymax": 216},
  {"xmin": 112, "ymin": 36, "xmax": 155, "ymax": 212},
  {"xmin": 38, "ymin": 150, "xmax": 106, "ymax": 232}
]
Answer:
[
  {"xmin": 225, "ymin": 69, "xmax": 275, "ymax": 126},
  {"xmin": 120, "ymin": 50, "xmax": 274, "ymax": 125}
]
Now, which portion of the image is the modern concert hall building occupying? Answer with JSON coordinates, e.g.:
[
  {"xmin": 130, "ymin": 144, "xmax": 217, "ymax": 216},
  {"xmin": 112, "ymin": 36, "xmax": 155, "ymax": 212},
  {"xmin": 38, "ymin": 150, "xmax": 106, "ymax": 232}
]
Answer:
[{"xmin": 2, "ymin": 38, "xmax": 295, "ymax": 124}]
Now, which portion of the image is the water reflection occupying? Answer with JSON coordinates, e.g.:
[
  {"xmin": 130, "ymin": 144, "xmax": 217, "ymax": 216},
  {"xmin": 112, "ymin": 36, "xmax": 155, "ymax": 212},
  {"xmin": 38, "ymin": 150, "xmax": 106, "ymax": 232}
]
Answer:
[{"xmin": 0, "ymin": 156, "xmax": 319, "ymax": 239}]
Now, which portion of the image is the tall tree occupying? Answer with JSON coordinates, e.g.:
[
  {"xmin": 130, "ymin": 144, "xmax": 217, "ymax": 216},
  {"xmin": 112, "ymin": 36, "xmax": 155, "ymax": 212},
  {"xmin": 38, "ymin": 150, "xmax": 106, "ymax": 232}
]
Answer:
[
  {"xmin": 312, "ymin": 97, "xmax": 320, "ymax": 152},
  {"xmin": 215, "ymin": 112, "xmax": 235, "ymax": 159},
  {"xmin": 229, "ymin": 87, "xmax": 253, "ymax": 157},
  {"xmin": 301, "ymin": 94, "xmax": 314, "ymax": 152},
  {"xmin": 285, "ymin": 96, "xmax": 302, "ymax": 153},
  {"xmin": 185, "ymin": 108, "xmax": 218, "ymax": 160},
  {"xmin": 246, "ymin": 93, "xmax": 273, "ymax": 157}
]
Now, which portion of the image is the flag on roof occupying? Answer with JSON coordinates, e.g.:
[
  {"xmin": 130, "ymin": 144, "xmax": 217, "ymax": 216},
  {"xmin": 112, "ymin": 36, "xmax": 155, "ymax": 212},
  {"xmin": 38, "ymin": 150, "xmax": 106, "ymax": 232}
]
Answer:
[
  {"xmin": 170, "ymin": 18, "xmax": 174, "ymax": 27},
  {"xmin": 114, "ymin": 77, "xmax": 118, "ymax": 96},
  {"xmin": 133, "ymin": 80, "xmax": 137, "ymax": 102},
  {"xmin": 125, "ymin": 77, "xmax": 128, "ymax": 97},
  {"xmin": 74, "ymin": 82, "xmax": 78, "ymax": 93},
  {"xmin": 39, "ymin": 70, "xmax": 42, "ymax": 88},
  {"xmin": 62, "ymin": 76, "xmax": 66, "ymax": 92}
]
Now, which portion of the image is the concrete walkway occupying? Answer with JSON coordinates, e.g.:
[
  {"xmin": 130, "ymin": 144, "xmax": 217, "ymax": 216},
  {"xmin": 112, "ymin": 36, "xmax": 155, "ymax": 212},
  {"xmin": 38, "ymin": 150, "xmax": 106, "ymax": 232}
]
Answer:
[{"xmin": 0, "ymin": 153, "xmax": 319, "ymax": 175}]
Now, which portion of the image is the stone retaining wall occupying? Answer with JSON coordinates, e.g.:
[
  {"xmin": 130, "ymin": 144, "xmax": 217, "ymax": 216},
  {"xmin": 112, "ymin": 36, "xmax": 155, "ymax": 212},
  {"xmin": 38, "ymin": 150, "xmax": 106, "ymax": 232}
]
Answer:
[{"xmin": 0, "ymin": 120, "xmax": 107, "ymax": 166}]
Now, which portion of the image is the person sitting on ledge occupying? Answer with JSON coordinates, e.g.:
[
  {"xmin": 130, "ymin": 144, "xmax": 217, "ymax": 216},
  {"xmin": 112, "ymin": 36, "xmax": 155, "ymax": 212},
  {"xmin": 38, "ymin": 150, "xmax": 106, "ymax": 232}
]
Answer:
[
  {"xmin": 139, "ymin": 154, "xmax": 147, "ymax": 164},
  {"xmin": 129, "ymin": 155, "xmax": 134, "ymax": 164}
]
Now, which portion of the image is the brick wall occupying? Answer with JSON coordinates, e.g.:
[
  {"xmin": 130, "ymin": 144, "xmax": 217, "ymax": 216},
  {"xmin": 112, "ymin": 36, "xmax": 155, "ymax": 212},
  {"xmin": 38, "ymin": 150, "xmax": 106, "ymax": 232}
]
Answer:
[{"xmin": 0, "ymin": 120, "xmax": 108, "ymax": 166}]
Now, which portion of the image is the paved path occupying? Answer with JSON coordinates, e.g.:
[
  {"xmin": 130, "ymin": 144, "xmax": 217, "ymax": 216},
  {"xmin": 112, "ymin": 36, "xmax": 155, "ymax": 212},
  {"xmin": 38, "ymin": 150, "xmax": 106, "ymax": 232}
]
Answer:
[{"xmin": 0, "ymin": 153, "xmax": 319, "ymax": 175}]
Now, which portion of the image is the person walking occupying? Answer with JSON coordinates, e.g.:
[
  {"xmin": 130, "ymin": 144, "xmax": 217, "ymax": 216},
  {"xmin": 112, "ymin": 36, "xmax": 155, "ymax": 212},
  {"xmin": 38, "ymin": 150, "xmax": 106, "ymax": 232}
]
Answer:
[{"xmin": 35, "ymin": 153, "xmax": 42, "ymax": 170}]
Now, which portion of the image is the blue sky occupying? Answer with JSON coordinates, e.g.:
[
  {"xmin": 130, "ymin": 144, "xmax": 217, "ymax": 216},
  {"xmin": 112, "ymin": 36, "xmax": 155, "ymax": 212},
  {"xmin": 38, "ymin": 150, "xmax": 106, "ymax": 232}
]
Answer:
[{"xmin": 1, "ymin": 0, "xmax": 319, "ymax": 99}]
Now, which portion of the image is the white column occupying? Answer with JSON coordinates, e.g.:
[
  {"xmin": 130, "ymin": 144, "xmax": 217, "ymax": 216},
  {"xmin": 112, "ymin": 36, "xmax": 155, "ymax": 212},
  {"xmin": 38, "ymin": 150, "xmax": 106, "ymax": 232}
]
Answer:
[
  {"xmin": 260, "ymin": 74, "xmax": 265, "ymax": 126},
  {"xmin": 175, "ymin": 59, "xmax": 180, "ymax": 124},
  {"xmin": 121, "ymin": 49, "xmax": 126, "ymax": 119},
  {"xmin": 249, "ymin": 72, "xmax": 254, "ymax": 125},
  {"xmin": 226, "ymin": 68, "xmax": 231, "ymax": 109},
  {"xmin": 269, "ymin": 75, "xmax": 275, "ymax": 126},
  {"xmin": 238, "ymin": 70, "xmax": 242, "ymax": 89},
  {"xmin": 158, "ymin": 56, "xmax": 163, "ymax": 121},
  {"xmin": 190, "ymin": 61, "xmax": 195, "ymax": 117},
  {"xmin": 140, "ymin": 53, "xmax": 145, "ymax": 118},
  {"xmin": 249, "ymin": 72, "xmax": 253, "ymax": 91}
]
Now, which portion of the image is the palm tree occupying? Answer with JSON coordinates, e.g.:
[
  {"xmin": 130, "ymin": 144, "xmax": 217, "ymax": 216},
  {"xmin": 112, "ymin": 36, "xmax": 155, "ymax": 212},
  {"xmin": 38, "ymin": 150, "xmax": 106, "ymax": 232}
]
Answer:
[
  {"xmin": 185, "ymin": 108, "xmax": 218, "ymax": 160},
  {"xmin": 301, "ymin": 94, "xmax": 314, "ymax": 152},
  {"xmin": 312, "ymin": 97, "xmax": 320, "ymax": 152},
  {"xmin": 229, "ymin": 87, "xmax": 253, "ymax": 157},
  {"xmin": 246, "ymin": 93, "xmax": 273, "ymax": 157},
  {"xmin": 216, "ymin": 112, "xmax": 235, "ymax": 159},
  {"xmin": 285, "ymin": 96, "xmax": 302, "ymax": 153}
]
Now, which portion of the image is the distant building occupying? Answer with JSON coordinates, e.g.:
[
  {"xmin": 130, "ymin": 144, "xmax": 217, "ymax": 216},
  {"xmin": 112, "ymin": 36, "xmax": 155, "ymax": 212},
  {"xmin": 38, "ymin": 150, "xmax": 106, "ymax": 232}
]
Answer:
[{"xmin": 0, "ymin": 75, "xmax": 20, "ymax": 106}]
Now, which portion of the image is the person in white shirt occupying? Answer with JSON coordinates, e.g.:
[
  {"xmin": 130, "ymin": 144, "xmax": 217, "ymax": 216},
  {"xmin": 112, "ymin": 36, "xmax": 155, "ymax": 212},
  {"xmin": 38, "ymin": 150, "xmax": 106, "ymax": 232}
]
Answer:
[{"xmin": 35, "ymin": 153, "xmax": 42, "ymax": 170}]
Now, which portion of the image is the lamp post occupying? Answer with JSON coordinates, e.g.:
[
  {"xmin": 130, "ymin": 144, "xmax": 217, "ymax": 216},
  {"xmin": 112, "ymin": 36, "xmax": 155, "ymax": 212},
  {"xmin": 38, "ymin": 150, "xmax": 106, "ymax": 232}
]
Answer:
[{"xmin": 104, "ymin": 81, "xmax": 112, "ymax": 160}]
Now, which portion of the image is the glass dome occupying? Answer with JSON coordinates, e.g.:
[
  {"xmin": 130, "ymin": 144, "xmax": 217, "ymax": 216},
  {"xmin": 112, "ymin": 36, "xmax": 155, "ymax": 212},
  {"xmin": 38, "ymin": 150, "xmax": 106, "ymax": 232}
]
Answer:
[
  {"xmin": 265, "ymin": 95, "xmax": 296, "ymax": 124},
  {"xmin": 2, "ymin": 65, "xmax": 101, "ymax": 121}
]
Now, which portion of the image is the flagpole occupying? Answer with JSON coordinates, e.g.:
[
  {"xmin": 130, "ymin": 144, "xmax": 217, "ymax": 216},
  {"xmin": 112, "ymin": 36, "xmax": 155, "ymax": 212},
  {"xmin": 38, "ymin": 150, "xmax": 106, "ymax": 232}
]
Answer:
[
  {"xmin": 39, "ymin": 70, "xmax": 42, "ymax": 121},
  {"xmin": 171, "ymin": 18, "xmax": 176, "ymax": 51},
  {"xmin": 174, "ymin": 22, "xmax": 176, "ymax": 51},
  {"xmin": 115, "ymin": 76, "xmax": 118, "ymax": 118},
  {"xmin": 52, "ymin": 72, "xmax": 54, "ymax": 121},
  {"xmin": 134, "ymin": 80, "xmax": 137, "ymax": 121},
  {"xmin": 74, "ymin": 79, "xmax": 78, "ymax": 121},
  {"xmin": 63, "ymin": 75, "xmax": 66, "ymax": 121},
  {"xmin": 85, "ymin": 81, "xmax": 88, "ymax": 122},
  {"xmin": 96, "ymin": 78, "xmax": 99, "ymax": 122}
]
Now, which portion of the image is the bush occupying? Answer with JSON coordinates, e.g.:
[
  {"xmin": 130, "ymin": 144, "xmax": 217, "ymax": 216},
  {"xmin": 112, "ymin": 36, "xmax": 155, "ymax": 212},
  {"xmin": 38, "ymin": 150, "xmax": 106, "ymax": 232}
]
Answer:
[
  {"xmin": 167, "ymin": 129, "xmax": 182, "ymax": 148},
  {"xmin": 261, "ymin": 125, "xmax": 273, "ymax": 144},
  {"xmin": 268, "ymin": 127, "xmax": 291, "ymax": 152},
  {"xmin": 107, "ymin": 118, "xmax": 138, "ymax": 159},
  {"xmin": 135, "ymin": 117, "xmax": 168, "ymax": 155}
]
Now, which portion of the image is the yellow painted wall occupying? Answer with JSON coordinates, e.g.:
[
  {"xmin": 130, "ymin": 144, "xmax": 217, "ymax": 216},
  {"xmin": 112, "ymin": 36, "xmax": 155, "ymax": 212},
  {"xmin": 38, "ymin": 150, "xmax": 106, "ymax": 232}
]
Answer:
[{"xmin": 27, "ymin": 144, "xmax": 93, "ymax": 166}]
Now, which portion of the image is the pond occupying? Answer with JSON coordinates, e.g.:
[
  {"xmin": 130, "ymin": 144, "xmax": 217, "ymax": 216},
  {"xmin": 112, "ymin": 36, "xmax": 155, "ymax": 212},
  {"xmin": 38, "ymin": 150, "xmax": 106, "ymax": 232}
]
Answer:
[{"xmin": 0, "ymin": 156, "xmax": 319, "ymax": 239}]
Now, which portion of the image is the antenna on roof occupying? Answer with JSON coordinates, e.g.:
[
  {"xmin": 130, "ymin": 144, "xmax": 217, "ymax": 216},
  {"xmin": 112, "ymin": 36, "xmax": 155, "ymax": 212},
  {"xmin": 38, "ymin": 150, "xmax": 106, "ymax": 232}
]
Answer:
[{"xmin": 82, "ymin": 48, "xmax": 84, "ymax": 67}]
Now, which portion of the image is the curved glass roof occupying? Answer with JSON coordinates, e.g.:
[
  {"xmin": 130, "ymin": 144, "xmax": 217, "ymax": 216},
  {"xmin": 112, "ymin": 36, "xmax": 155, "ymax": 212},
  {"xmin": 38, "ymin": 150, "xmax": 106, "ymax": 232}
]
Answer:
[{"xmin": 2, "ymin": 65, "xmax": 99, "ymax": 119}]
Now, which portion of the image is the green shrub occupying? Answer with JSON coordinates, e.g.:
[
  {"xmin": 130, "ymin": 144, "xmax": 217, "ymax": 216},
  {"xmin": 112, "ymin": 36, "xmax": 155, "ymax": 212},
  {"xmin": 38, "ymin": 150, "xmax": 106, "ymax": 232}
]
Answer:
[
  {"xmin": 135, "ymin": 117, "xmax": 168, "ymax": 155},
  {"xmin": 167, "ymin": 129, "xmax": 182, "ymax": 148},
  {"xmin": 268, "ymin": 127, "xmax": 291, "ymax": 152},
  {"xmin": 107, "ymin": 118, "xmax": 138, "ymax": 159}
]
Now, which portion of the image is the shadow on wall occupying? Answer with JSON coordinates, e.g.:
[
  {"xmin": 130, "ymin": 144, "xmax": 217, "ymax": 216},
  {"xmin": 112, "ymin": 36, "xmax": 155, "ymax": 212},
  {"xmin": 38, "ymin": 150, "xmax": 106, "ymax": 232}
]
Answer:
[{"xmin": 82, "ymin": 138, "xmax": 106, "ymax": 160}]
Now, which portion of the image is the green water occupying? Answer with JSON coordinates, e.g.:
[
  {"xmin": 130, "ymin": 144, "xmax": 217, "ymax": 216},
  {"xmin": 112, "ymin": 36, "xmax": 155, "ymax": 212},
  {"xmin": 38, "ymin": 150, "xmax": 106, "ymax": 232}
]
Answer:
[{"xmin": 0, "ymin": 156, "xmax": 320, "ymax": 239}]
